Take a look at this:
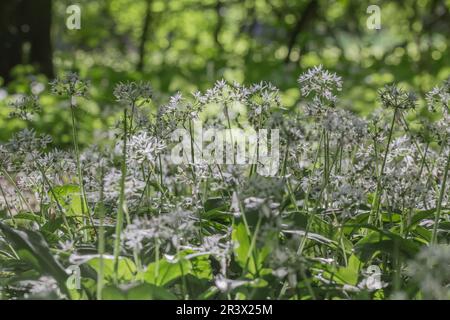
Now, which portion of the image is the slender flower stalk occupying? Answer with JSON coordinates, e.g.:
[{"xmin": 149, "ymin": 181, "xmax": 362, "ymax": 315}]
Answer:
[
  {"xmin": 111, "ymin": 81, "xmax": 152, "ymax": 281},
  {"xmin": 70, "ymin": 102, "xmax": 93, "ymax": 241},
  {"xmin": 371, "ymin": 84, "xmax": 417, "ymax": 226},
  {"xmin": 431, "ymin": 150, "xmax": 450, "ymax": 244},
  {"xmin": 50, "ymin": 73, "xmax": 91, "ymax": 238},
  {"xmin": 96, "ymin": 165, "xmax": 106, "ymax": 300},
  {"xmin": 113, "ymin": 108, "xmax": 129, "ymax": 282},
  {"xmin": 371, "ymin": 108, "xmax": 397, "ymax": 226}
]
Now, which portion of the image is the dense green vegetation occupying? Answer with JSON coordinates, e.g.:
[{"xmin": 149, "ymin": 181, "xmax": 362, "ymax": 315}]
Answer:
[{"xmin": 0, "ymin": 0, "xmax": 449, "ymax": 300}]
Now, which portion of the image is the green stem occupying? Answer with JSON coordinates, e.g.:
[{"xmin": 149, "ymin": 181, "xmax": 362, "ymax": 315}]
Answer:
[
  {"xmin": 113, "ymin": 108, "xmax": 130, "ymax": 282},
  {"xmin": 281, "ymin": 139, "xmax": 290, "ymax": 177},
  {"xmin": 303, "ymin": 130, "xmax": 324, "ymax": 213},
  {"xmin": 243, "ymin": 214, "xmax": 263, "ymax": 277},
  {"xmin": 70, "ymin": 104, "xmax": 94, "ymax": 241},
  {"xmin": 431, "ymin": 150, "xmax": 450, "ymax": 244},
  {"xmin": 224, "ymin": 103, "xmax": 235, "ymax": 164},
  {"xmin": 371, "ymin": 109, "xmax": 398, "ymax": 227},
  {"xmin": 96, "ymin": 166, "xmax": 105, "ymax": 300},
  {"xmin": 155, "ymin": 241, "xmax": 160, "ymax": 280}
]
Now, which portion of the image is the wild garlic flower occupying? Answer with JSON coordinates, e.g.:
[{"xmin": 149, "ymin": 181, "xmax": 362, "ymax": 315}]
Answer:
[
  {"xmin": 329, "ymin": 174, "xmax": 366, "ymax": 216},
  {"xmin": 381, "ymin": 137, "xmax": 437, "ymax": 210},
  {"xmin": 154, "ymin": 93, "xmax": 184, "ymax": 138},
  {"xmin": 24, "ymin": 149, "xmax": 77, "ymax": 186},
  {"xmin": 11, "ymin": 149, "xmax": 76, "ymax": 208},
  {"xmin": 0, "ymin": 182, "xmax": 15, "ymax": 211},
  {"xmin": 300, "ymin": 170, "xmax": 323, "ymax": 200},
  {"xmin": 127, "ymin": 131, "xmax": 166, "ymax": 166},
  {"xmin": 50, "ymin": 72, "xmax": 89, "ymax": 98},
  {"xmin": 0, "ymin": 145, "xmax": 11, "ymax": 169},
  {"xmin": 122, "ymin": 209, "xmax": 196, "ymax": 251},
  {"xmin": 200, "ymin": 79, "xmax": 248, "ymax": 105},
  {"xmin": 122, "ymin": 217, "xmax": 160, "ymax": 251},
  {"xmin": 378, "ymin": 84, "xmax": 417, "ymax": 110},
  {"xmin": 79, "ymin": 146, "xmax": 111, "ymax": 203},
  {"xmin": 322, "ymin": 109, "xmax": 368, "ymax": 146},
  {"xmin": 156, "ymin": 92, "xmax": 202, "ymax": 138},
  {"xmin": 298, "ymin": 65, "xmax": 342, "ymax": 106},
  {"xmin": 9, "ymin": 94, "xmax": 41, "ymax": 121},
  {"xmin": 113, "ymin": 81, "xmax": 152, "ymax": 105},
  {"xmin": 6, "ymin": 129, "xmax": 52, "ymax": 159},
  {"xmin": 426, "ymin": 78, "xmax": 450, "ymax": 144},
  {"xmin": 208, "ymin": 164, "xmax": 247, "ymax": 191},
  {"xmin": 246, "ymin": 81, "xmax": 281, "ymax": 128},
  {"xmin": 103, "ymin": 168, "xmax": 146, "ymax": 207},
  {"xmin": 272, "ymin": 113, "xmax": 305, "ymax": 145},
  {"xmin": 175, "ymin": 158, "xmax": 211, "ymax": 187},
  {"xmin": 426, "ymin": 78, "xmax": 449, "ymax": 116}
]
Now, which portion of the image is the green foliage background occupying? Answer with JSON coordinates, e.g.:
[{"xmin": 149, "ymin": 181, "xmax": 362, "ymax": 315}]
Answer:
[{"xmin": 1, "ymin": 0, "xmax": 449, "ymax": 147}]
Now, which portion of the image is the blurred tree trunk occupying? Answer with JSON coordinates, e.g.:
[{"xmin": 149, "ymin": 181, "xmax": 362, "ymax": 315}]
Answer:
[
  {"xmin": 137, "ymin": 0, "xmax": 153, "ymax": 72},
  {"xmin": 27, "ymin": 0, "xmax": 54, "ymax": 79},
  {"xmin": 284, "ymin": 0, "xmax": 318, "ymax": 64},
  {"xmin": 0, "ymin": 0, "xmax": 53, "ymax": 84},
  {"xmin": 0, "ymin": 0, "xmax": 23, "ymax": 84}
]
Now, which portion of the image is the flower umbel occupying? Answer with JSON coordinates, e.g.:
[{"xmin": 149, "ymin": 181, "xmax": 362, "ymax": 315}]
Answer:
[
  {"xmin": 50, "ymin": 72, "xmax": 90, "ymax": 98},
  {"xmin": 113, "ymin": 81, "xmax": 153, "ymax": 105},
  {"xmin": 378, "ymin": 84, "xmax": 417, "ymax": 110}
]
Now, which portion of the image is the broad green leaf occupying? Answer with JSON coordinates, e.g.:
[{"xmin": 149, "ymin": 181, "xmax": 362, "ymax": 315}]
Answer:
[
  {"xmin": 232, "ymin": 221, "xmax": 257, "ymax": 274},
  {"xmin": 413, "ymin": 226, "xmax": 432, "ymax": 242},
  {"xmin": 203, "ymin": 197, "xmax": 227, "ymax": 212},
  {"xmin": 353, "ymin": 224, "xmax": 420, "ymax": 261},
  {"xmin": 86, "ymin": 256, "xmax": 136, "ymax": 282},
  {"xmin": 144, "ymin": 256, "xmax": 192, "ymax": 286},
  {"xmin": 231, "ymin": 221, "xmax": 272, "ymax": 275},
  {"xmin": 0, "ymin": 222, "xmax": 69, "ymax": 295},
  {"xmin": 335, "ymin": 254, "xmax": 362, "ymax": 286},
  {"xmin": 407, "ymin": 209, "xmax": 435, "ymax": 230},
  {"xmin": 188, "ymin": 253, "xmax": 213, "ymax": 280},
  {"xmin": 52, "ymin": 184, "xmax": 83, "ymax": 217}
]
